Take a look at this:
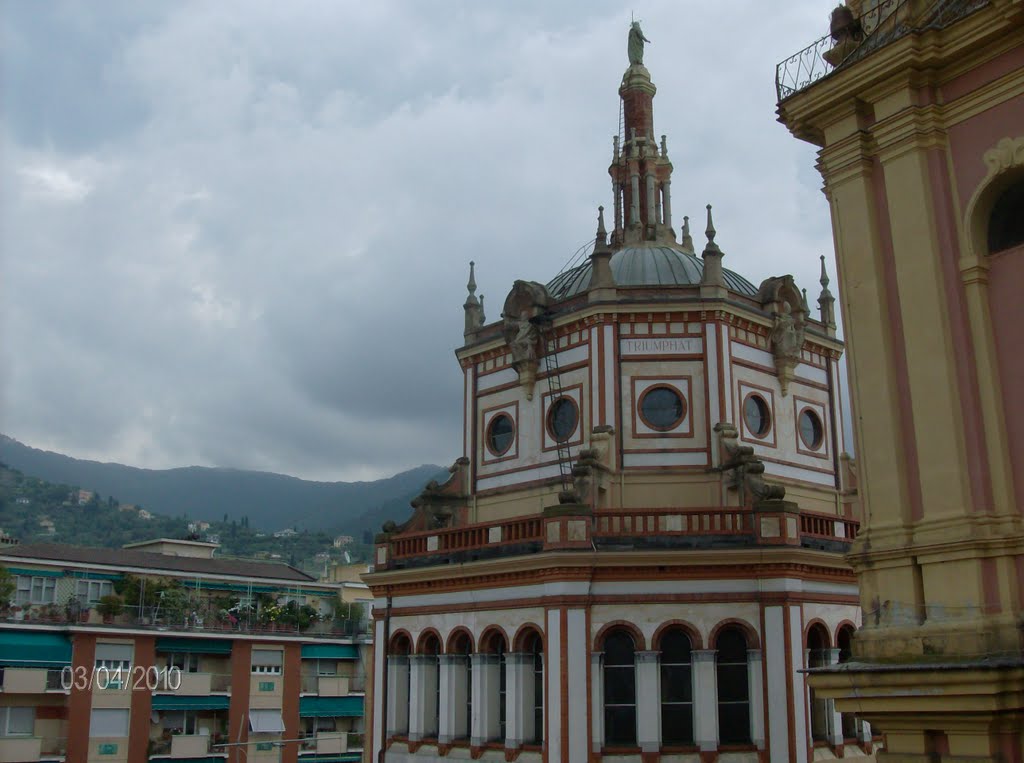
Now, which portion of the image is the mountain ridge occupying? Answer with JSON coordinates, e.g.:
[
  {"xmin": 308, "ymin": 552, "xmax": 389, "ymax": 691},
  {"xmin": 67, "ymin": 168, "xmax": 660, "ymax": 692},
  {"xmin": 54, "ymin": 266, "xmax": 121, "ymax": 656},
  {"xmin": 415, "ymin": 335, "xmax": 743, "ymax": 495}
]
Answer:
[{"xmin": 0, "ymin": 434, "xmax": 441, "ymax": 534}]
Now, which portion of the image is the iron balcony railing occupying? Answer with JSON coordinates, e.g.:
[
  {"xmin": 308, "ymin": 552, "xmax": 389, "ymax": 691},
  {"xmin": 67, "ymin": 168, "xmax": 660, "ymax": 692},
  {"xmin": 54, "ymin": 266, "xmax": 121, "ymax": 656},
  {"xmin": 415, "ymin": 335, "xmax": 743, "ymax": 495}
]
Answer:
[{"xmin": 776, "ymin": 0, "xmax": 992, "ymax": 101}]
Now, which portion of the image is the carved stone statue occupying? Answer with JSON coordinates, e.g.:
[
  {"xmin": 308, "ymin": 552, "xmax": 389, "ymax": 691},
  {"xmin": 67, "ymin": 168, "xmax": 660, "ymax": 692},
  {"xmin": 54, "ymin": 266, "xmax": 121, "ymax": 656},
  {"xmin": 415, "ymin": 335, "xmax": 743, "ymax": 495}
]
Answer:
[
  {"xmin": 770, "ymin": 302, "xmax": 806, "ymax": 396},
  {"xmin": 627, "ymin": 21, "xmax": 650, "ymax": 66},
  {"xmin": 501, "ymin": 280, "xmax": 550, "ymax": 400},
  {"xmin": 712, "ymin": 422, "xmax": 787, "ymax": 507}
]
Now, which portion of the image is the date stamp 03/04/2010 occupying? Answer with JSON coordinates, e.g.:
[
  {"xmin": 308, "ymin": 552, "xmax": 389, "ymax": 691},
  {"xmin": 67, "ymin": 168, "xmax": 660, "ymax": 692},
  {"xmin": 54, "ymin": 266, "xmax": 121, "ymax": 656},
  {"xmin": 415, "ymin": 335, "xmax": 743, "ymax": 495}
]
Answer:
[{"xmin": 60, "ymin": 665, "xmax": 183, "ymax": 692}]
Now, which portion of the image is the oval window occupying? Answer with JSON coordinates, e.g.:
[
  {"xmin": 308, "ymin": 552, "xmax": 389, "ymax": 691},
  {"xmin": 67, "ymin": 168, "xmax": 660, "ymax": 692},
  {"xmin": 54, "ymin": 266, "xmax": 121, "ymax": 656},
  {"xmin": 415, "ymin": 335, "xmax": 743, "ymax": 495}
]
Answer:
[
  {"xmin": 743, "ymin": 394, "xmax": 771, "ymax": 437},
  {"xmin": 799, "ymin": 409, "xmax": 824, "ymax": 450},
  {"xmin": 487, "ymin": 413, "xmax": 515, "ymax": 456},
  {"xmin": 639, "ymin": 385, "xmax": 686, "ymax": 431},
  {"xmin": 548, "ymin": 397, "xmax": 579, "ymax": 442}
]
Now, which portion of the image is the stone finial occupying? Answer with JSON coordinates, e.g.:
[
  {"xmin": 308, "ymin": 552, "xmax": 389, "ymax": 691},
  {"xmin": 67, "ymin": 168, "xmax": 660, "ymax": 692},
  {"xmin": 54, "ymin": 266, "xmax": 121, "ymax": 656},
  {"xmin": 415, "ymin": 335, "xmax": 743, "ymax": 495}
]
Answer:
[
  {"xmin": 613, "ymin": 135, "xmax": 620, "ymax": 162},
  {"xmin": 680, "ymin": 215, "xmax": 694, "ymax": 253},
  {"xmin": 660, "ymin": 134, "xmax": 668, "ymax": 158},
  {"xmin": 704, "ymin": 204, "xmax": 720, "ymax": 252},
  {"xmin": 479, "ymin": 294, "xmax": 486, "ymax": 324},
  {"xmin": 596, "ymin": 205, "xmax": 607, "ymax": 244},
  {"xmin": 818, "ymin": 255, "xmax": 837, "ymax": 333},
  {"xmin": 464, "ymin": 261, "xmax": 484, "ymax": 337},
  {"xmin": 801, "ymin": 288, "xmax": 810, "ymax": 314},
  {"xmin": 466, "ymin": 261, "xmax": 478, "ymax": 304},
  {"xmin": 700, "ymin": 205, "xmax": 726, "ymax": 292}
]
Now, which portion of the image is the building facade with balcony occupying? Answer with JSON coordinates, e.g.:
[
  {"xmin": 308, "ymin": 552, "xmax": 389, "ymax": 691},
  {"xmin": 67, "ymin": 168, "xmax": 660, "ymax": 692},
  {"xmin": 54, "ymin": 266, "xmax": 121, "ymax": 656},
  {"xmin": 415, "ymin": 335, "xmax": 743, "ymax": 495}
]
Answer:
[
  {"xmin": 0, "ymin": 538, "xmax": 370, "ymax": 763},
  {"xmin": 776, "ymin": 0, "xmax": 1024, "ymax": 759},
  {"xmin": 364, "ymin": 23, "xmax": 871, "ymax": 763}
]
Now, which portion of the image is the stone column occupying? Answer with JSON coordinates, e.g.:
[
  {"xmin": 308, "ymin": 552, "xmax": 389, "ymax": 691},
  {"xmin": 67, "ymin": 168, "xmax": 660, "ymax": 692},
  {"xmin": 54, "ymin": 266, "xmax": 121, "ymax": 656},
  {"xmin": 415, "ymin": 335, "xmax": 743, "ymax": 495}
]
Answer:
[
  {"xmin": 614, "ymin": 182, "xmax": 623, "ymax": 232},
  {"xmin": 591, "ymin": 651, "xmax": 604, "ymax": 754},
  {"xmin": 630, "ymin": 172, "xmax": 640, "ymax": 226},
  {"xmin": 635, "ymin": 650, "xmax": 661, "ymax": 753},
  {"xmin": 471, "ymin": 653, "xmax": 500, "ymax": 746},
  {"xmin": 747, "ymin": 649, "xmax": 765, "ymax": 750},
  {"xmin": 386, "ymin": 654, "xmax": 409, "ymax": 736},
  {"xmin": 826, "ymin": 649, "xmax": 843, "ymax": 747},
  {"xmin": 438, "ymin": 654, "xmax": 467, "ymax": 744},
  {"xmin": 692, "ymin": 649, "xmax": 719, "ymax": 754},
  {"xmin": 505, "ymin": 652, "xmax": 532, "ymax": 750},
  {"xmin": 662, "ymin": 179, "xmax": 672, "ymax": 230},
  {"xmin": 645, "ymin": 173, "xmax": 656, "ymax": 228}
]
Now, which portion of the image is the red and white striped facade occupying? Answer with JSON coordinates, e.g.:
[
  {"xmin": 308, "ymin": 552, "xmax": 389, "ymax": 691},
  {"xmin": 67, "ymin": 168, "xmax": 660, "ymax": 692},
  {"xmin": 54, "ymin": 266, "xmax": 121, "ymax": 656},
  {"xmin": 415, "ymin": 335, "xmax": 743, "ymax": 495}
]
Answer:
[{"xmin": 366, "ymin": 33, "xmax": 871, "ymax": 763}]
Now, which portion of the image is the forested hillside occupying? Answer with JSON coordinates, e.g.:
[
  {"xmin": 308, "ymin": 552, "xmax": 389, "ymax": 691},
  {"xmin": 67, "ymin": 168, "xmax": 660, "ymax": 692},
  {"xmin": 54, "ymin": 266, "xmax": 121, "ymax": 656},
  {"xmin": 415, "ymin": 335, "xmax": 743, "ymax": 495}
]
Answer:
[{"xmin": 0, "ymin": 435, "xmax": 442, "ymax": 533}]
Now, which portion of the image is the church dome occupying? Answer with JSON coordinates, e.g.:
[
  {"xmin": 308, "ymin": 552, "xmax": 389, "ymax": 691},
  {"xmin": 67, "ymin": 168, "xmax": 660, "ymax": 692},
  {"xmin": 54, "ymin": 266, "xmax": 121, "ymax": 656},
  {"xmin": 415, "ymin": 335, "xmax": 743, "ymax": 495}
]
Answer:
[{"xmin": 546, "ymin": 244, "xmax": 759, "ymax": 300}]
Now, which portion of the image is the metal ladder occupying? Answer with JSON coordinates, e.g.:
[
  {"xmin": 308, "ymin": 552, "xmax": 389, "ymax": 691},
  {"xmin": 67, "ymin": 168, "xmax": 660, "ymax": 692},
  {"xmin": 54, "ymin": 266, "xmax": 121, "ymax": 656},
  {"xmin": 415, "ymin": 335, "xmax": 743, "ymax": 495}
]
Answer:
[{"xmin": 538, "ymin": 319, "xmax": 574, "ymax": 495}]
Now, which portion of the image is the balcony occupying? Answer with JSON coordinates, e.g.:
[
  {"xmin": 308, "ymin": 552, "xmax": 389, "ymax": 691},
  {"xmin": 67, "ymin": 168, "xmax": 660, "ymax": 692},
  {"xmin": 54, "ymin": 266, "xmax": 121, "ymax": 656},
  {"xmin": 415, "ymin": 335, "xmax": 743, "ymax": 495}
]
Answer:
[
  {"xmin": 374, "ymin": 507, "xmax": 859, "ymax": 571},
  {"xmin": 0, "ymin": 667, "xmax": 63, "ymax": 693},
  {"xmin": 775, "ymin": 0, "xmax": 990, "ymax": 101},
  {"xmin": 1, "ymin": 603, "xmax": 368, "ymax": 640},
  {"xmin": 149, "ymin": 733, "xmax": 222, "ymax": 759},
  {"xmin": 300, "ymin": 674, "xmax": 351, "ymax": 696},
  {"xmin": 0, "ymin": 737, "xmax": 42, "ymax": 763},
  {"xmin": 298, "ymin": 732, "xmax": 363, "ymax": 756}
]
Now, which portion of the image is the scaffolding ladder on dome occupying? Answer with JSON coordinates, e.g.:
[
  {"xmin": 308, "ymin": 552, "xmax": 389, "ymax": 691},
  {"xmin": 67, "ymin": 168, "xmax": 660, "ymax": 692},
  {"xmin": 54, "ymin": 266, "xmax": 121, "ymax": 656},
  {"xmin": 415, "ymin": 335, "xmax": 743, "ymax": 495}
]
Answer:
[{"xmin": 535, "ymin": 316, "xmax": 574, "ymax": 495}]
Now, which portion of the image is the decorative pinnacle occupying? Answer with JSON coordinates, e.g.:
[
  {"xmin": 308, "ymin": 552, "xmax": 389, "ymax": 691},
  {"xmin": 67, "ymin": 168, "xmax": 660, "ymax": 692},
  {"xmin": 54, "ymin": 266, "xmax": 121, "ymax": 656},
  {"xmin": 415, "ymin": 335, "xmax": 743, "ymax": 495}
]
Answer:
[
  {"xmin": 479, "ymin": 294, "xmax": 485, "ymax": 323},
  {"xmin": 681, "ymin": 215, "xmax": 694, "ymax": 252},
  {"xmin": 660, "ymin": 134, "xmax": 668, "ymax": 157},
  {"xmin": 597, "ymin": 205, "xmax": 607, "ymax": 240},
  {"xmin": 465, "ymin": 261, "xmax": 479, "ymax": 305},
  {"xmin": 613, "ymin": 135, "xmax": 620, "ymax": 161},
  {"xmin": 801, "ymin": 288, "xmax": 810, "ymax": 313},
  {"xmin": 703, "ymin": 204, "xmax": 721, "ymax": 254},
  {"xmin": 819, "ymin": 255, "xmax": 833, "ymax": 297}
]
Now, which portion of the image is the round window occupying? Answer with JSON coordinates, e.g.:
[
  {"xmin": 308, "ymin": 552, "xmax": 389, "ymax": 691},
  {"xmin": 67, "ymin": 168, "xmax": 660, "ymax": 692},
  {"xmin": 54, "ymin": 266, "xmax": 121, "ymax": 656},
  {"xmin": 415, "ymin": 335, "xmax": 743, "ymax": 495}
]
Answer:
[
  {"xmin": 639, "ymin": 385, "xmax": 686, "ymax": 431},
  {"xmin": 799, "ymin": 409, "xmax": 824, "ymax": 449},
  {"xmin": 486, "ymin": 413, "xmax": 515, "ymax": 456},
  {"xmin": 743, "ymin": 394, "xmax": 771, "ymax": 437},
  {"xmin": 547, "ymin": 397, "xmax": 579, "ymax": 442}
]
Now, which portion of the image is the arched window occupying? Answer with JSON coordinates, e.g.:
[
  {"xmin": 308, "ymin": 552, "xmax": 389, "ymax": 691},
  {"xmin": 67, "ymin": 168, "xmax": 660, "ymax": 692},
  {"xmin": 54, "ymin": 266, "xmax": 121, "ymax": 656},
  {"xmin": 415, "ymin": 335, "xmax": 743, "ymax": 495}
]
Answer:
[
  {"xmin": 420, "ymin": 633, "xmax": 441, "ymax": 738},
  {"xmin": 481, "ymin": 629, "xmax": 508, "ymax": 743},
  {"xmin": 603, "ymin": 629, "xmax": 637, "ymax": 745},
  {"xmin": 836, "ymin": 625, "xmax": 857, "ymax": 739},
  {"xmin": 521, "ymin": 630, "xmax": 544, "ymax": 744},
  {"xmin": 806, "ymin": 624, "xmax": 830, "ymax": 742},
  {"xmin": 659, "ymin": 628, "xmax": 693, "ymax": 745},
  {"xmin": 987, "ymin": 179, "xmax": 1024, "ymax": 254},
  {"xmin": 450, "ymin": 631, "xmax": 473, "ymax": 741},
  {"xmin": 715, "ymin": 627, "xmax": 750, "ymax": 744},
  {"xmin": 388, "ymin": 633, "xmax": 412, "ymax": 737}
]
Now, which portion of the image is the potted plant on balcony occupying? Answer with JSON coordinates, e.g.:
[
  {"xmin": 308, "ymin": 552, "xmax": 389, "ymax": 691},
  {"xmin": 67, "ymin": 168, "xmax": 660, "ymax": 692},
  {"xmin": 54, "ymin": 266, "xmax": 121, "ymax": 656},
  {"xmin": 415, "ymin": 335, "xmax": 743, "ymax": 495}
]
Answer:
[{"xmin": 97, "ymin": 594, "xmax": 124, "ymax": 623}]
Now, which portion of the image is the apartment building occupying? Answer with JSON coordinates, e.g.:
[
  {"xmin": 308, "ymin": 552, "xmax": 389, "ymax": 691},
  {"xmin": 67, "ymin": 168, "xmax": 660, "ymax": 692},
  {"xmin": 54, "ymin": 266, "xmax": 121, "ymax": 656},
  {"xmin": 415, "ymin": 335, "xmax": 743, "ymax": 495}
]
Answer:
[{"xmin": 0, "ymin": 537, "xmax": 370, "ymax": 763}]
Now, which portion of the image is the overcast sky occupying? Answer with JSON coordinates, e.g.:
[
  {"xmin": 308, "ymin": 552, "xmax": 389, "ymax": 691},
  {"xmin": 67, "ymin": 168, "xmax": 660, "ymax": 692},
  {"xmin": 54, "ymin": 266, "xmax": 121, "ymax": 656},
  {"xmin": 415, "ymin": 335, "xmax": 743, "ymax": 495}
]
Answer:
[{"xmin": 0, "ymin": 1, "xmax": 840, "ymax": 482}]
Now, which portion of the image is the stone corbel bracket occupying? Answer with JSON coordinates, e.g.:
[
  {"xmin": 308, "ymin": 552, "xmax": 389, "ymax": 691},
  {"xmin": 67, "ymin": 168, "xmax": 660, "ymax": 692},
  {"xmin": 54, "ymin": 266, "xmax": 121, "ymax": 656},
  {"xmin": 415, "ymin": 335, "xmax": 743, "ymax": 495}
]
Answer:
[
  {"xmin": 757, "ymin": 275, "xmax": 808, "ymax": 396},
  {"xmin": 711, "ymin": 422, "xmax": 786, "ymax": 507}
]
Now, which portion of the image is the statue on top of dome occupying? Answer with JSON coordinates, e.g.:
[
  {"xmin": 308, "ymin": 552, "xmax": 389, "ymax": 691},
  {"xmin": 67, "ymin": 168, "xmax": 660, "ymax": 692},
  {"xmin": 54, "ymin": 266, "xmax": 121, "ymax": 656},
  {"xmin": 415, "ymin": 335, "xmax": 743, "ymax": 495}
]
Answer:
[{"xmin": 627, "ymin": 20, "xmax": 650, "ymax": 66}]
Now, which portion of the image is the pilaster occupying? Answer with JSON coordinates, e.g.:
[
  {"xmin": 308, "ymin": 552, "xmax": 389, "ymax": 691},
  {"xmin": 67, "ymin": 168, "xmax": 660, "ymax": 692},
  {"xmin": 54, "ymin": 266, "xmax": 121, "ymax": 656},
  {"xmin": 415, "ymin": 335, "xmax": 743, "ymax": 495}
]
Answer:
[
  {"xmin": 471, "ymin": 653, "xmax": 501, "ymax": 746},
  {"xmin": 438, "ymin": 654, "xmax": 467, "ymax": 744},
  {"xmin": 747, "ymin": 649, "xmax": 765, "ymax": 751},
  {"xmin": 693, "ymin": 649, "xmax": 719, "ymax": 754},
  {"xmin": 386, "ymin": 654, "xmax": 410, "ymax": 737},
  {"xmin": 591, "ymin": 651, "xmax": 604, "ymax": 755},
  {"xmin": 635, "ymin": 651, "xmax": 661, "ymax": 753},
  {"xmin": 505, "ymin": 652, "xmax": 532, "ymax": 750}
]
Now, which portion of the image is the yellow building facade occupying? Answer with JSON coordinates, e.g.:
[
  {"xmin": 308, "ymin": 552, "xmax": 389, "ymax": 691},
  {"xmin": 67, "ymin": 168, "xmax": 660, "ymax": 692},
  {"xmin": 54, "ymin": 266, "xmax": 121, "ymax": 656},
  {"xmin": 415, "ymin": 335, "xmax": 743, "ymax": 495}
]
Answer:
[{"xmin": 776, "ymin": 0, "xmax": 1024, "ymax": 759}]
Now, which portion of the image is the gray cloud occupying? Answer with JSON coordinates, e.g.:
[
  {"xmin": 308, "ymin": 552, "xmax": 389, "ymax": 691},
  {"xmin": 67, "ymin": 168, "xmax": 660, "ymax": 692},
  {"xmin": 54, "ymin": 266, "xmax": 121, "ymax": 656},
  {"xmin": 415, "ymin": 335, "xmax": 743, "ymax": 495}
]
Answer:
[{"xmin": 0, "ymin": 0, "xmax": 841, "ymax": 481}]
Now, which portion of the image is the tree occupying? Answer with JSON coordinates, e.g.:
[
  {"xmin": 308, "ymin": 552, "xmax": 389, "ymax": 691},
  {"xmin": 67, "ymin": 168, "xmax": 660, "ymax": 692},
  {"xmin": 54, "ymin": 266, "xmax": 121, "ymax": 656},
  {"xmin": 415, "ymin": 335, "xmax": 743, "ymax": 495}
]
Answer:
[{"xmin": 0, "ymin": 566, "xmax": 14, "ymax": 611}]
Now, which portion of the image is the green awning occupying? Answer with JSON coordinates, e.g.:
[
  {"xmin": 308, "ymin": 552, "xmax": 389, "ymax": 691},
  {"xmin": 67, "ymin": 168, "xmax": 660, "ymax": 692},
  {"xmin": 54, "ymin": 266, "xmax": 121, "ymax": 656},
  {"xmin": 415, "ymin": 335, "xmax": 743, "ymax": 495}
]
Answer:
[
  {"xmin": 151, "ymin": 695, "xmax": 230, "ymax": 711},
  {"xmin": 300, "ymin": 644, "xmax": 359, "ymax": 660},
  {"xmin": 6, "ymin": 567, "xmax": 64, "ymax": 577},
  {"xmin": 155, "ymin": 637, "xmax": 232, "ymax": 655},
  {"xmin": 298, "ymin": 696, "xmax": 363, "ymax": 718},
  {"xmin": 0, "ymin": 631, "xmax": 72, "ymax": 667}
]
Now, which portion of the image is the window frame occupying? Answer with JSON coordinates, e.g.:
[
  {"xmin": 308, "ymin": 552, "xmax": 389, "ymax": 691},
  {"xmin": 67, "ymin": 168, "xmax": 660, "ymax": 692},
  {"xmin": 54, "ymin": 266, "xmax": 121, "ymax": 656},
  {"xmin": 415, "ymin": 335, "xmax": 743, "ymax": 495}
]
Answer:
[
  {"xmin": 0, "ymin": 707, "xmax": 35, "ymax": 736},
  {"xmin": 658, "ymin": 628, "xmax": 694, "ymax": 746},
  {"xmin": 602, "ymin": 629, "xmax": 638, "ymax": 747},
  {"xmin": 638, "ymin": 384, "xmax": 687, "ymax": 432},
  {"xmin": 15, "ymin": 575, "xmax": 56, "ymax": 606}
]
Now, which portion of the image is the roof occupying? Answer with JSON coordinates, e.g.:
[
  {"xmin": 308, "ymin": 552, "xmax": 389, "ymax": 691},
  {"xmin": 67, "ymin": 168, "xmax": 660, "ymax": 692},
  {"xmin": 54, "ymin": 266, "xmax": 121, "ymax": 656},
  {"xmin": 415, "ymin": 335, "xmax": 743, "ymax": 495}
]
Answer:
[
  {"xmin": 547, "ymin": 244, "xmax": 758, "ymax": 300},
  {"xmin": 0, "ymin": 542, "xmax": 316, "ymax": 583}
]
